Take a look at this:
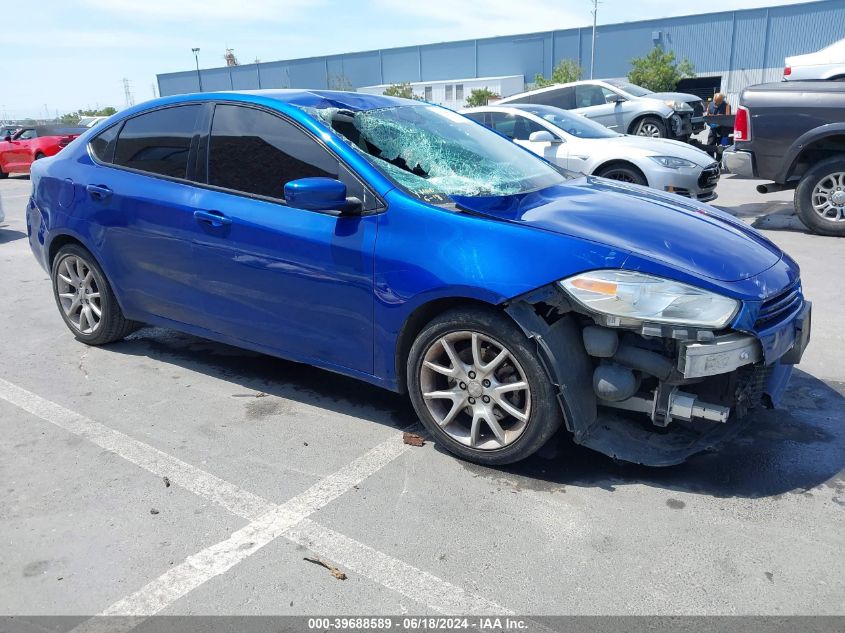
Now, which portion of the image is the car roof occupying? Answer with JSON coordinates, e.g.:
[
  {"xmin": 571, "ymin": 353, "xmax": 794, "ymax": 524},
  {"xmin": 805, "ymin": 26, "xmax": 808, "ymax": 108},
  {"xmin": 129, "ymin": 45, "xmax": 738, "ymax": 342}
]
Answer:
[
  {"xmin": 499, "ymin": 80, "xmax": 607, "ymax": 102},
  {"xmin": 141, "ymin": 89, "xmax": 414, "ymax": 113}
]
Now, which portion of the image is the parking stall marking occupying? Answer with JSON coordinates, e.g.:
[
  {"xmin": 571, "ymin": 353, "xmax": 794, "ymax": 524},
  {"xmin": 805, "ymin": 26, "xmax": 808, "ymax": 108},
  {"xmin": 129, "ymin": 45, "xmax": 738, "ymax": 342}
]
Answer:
[
  {"xmin": 0, "ymin": 376, "xmax": 518, "ymax": 627},
  {"xmin": 0, "ymin": 376, "xmax": 276, "ymax": 521}
]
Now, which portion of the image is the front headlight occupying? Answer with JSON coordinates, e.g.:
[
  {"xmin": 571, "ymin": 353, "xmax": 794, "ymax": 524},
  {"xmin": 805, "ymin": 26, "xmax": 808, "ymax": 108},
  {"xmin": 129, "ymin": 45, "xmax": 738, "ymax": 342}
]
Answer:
[
  {"xmin": 665, "ymin": 100, "xmax": 693, "ymax": 112},
  {"xmin": 649, "ymin": 155, "xmax": 697, "ymax": 169},
  {"xmin": 559, "ymin": 270, "xmax": 739, "ymax": 328}
]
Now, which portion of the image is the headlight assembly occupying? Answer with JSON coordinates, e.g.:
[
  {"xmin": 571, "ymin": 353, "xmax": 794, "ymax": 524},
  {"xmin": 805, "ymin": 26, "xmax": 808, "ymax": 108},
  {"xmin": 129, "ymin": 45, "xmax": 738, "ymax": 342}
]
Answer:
[
  {"xmin": 559, "ymin": 270, "xmax": 739, "ymax": 329},
  {"xmin": 665, "ymin": 100, "xmax": 693, "ymax": 112},
  {"xmin": 649, "ymin": 155, "xmax": 697, "ymax": 169}
]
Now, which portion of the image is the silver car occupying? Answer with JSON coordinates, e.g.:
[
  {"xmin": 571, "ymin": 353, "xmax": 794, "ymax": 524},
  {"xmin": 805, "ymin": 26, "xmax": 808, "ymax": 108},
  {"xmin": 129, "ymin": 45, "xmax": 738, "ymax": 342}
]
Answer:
[
  {"xmin": 498, "ymin": 79, "xmax": 694, "ymax": 140},
  {"xmin": 463, "ymin": 104, "xmax": 720, "ymax": 202}
]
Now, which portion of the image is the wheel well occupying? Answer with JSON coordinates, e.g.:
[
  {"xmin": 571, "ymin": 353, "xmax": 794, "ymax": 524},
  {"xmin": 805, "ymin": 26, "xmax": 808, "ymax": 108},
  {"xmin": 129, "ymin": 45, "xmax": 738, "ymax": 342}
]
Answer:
[
  {"xmin": 593, "ymin": 160, "xmax": 648, "ymax": 185},
  {"xmin": 787, "ymin": 134, "xmax": 845, "ymax": 181},
  {"xmin": 394, "ymin": 297, "xmax": 498, "ymax": 393},
  {"xmin": 48, "ymin": 234, "xmax": 87, "ymax": 267},
  {"xmin": 627, "ymin": 114, "xmax": 662, "ymax": 135}
]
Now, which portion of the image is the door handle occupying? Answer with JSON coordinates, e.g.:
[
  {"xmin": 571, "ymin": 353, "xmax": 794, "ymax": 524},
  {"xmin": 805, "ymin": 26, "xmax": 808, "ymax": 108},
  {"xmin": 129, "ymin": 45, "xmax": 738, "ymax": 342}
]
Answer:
[
  {"xmin": 193, "ymin": 209, "xmax": 232, "ymax": 227},
  {"xmin": 86, "ymin": 184, "xmax": 112, "ymax": 200}
]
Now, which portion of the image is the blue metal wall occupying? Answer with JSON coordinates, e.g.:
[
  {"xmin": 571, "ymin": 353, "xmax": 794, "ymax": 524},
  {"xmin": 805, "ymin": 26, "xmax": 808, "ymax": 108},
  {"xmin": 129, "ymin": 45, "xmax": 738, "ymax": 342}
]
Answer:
[{"xmin": 157, "ymin": 0, "xmax": 845, "ymax": 96}]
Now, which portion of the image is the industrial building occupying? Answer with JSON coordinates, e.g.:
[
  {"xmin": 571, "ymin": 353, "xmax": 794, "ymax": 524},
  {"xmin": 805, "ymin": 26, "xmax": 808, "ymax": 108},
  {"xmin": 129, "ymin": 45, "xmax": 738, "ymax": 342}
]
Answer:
[{"xmin": 157, "ymin": 0, "xmax": 845, "ymax": 107}]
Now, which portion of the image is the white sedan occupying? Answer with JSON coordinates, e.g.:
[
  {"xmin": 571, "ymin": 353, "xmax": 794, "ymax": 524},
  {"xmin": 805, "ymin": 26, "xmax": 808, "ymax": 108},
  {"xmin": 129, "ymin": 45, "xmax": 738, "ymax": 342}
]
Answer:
[
  {"xmin": 462, "ymin": 104, "xmax": 720, "ymax": 202},
  {"xmin": 784, "ymin": 37, "xmax": 845, "ymax": 81}
]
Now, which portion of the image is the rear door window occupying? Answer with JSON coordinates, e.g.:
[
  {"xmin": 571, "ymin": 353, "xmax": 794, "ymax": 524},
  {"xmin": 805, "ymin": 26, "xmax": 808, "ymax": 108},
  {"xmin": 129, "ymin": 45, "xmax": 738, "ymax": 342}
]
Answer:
[
  {"xmin": 530, "ymin": 87, "xmax": 575, "ymax": 109},
  {"xmin": 89, "ymin": 124, "xmax": 121, "ymax": 164},
  {"xmin": 113, "ymin": 105, "xmax": 201, "ymax": 179}
]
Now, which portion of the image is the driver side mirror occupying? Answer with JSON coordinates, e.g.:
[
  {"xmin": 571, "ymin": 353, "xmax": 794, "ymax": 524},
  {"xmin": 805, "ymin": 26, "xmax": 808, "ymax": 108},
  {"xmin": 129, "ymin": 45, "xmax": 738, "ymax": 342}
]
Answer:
[
  {"xmin": 2, "ymin": 134, "xmax": 11, "ymax": 142},
  {"xmin": 284, "ymin": 177, "xmax": 362, "ymax": 215},
  {"xmin": 606, "ymin": 94, "xmax": 625, "ymax": 104},
  {"xmin": 528, "ymin": 130, "xmax": 562, "ymax": 144}
]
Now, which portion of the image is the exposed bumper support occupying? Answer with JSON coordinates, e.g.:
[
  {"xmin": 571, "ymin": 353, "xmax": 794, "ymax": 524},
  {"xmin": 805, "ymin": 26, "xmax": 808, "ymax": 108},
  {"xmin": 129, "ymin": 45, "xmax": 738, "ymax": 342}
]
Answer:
[{"xmin": 678, "ymin": 333, "xmax": 762, "ymax": 379}]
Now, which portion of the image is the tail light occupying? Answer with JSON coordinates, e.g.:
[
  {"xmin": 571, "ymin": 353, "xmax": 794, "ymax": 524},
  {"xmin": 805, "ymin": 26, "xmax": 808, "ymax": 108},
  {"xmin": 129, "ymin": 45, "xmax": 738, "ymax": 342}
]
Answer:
[
  {"xmin": 734, "ymin": 106, "xmax": 751, "ymax": 142},
  {"xmin": 783, "ymin": 65, "xmax": 792, "ymax": 77}
]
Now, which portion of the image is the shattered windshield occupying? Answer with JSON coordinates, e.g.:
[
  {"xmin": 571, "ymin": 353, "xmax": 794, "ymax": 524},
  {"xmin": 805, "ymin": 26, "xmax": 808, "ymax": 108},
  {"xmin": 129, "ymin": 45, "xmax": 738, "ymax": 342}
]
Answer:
[{"xmin": 301, "ymin": 104, "xmax": 567, "ymax": 204}]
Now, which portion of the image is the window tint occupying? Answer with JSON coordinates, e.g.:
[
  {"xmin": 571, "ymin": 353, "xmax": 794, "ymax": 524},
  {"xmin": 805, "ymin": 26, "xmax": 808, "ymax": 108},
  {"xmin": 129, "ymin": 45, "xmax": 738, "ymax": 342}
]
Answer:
[
  {"xmin": 575, "ymin": 85, "xmax": 617, "ymax": 108},
  {"xmin": 208, "ymin": 104, "xmax": 339, "ymax": 201},
  {"xmin": 529, "ymin": 87, "xmax": 575, "ymax": 109},
  {"xmin": 89, "ymin": 124, "xmax": 120, "ymax": 163},
  {"xmin": 489, "ymin": 113, "xmax": 545, "ymax": 141},
  {"xmin": 114, "ymin": 105, "xmax": 200, "ymax": 178}
]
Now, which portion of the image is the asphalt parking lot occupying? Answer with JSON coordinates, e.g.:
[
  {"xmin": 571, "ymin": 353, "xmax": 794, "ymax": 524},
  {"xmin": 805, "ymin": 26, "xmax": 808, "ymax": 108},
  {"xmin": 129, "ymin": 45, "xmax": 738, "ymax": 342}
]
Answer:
[{"xmin": 0, "ymin": 173, "xmax": 843, "ymax": 622}]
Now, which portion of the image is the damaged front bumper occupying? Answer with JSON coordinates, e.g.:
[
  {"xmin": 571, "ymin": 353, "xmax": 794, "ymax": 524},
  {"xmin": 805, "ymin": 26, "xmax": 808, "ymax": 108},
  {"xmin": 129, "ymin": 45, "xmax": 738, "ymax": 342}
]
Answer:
[{"xmin": 506, "ymin": 286, "xmax": 812, "ymax": 466}]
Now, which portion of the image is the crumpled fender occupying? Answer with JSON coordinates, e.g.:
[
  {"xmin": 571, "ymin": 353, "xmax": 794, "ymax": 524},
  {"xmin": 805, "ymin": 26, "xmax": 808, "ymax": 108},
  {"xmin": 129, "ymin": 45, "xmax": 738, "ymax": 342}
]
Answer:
[{"xmin": 504, "ymin": 286, "xmax": 597, "ymax": 442}]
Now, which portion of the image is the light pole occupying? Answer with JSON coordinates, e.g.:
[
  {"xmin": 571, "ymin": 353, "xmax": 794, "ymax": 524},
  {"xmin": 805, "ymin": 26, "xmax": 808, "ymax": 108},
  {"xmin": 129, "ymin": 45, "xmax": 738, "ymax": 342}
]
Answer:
[
  {"xmin": 590, "ymin": 0, "xmax": 598, "ymax": 79},
  {"xmin": 192, "ymin": 48, "xmax": 203, "ymax": 92}
]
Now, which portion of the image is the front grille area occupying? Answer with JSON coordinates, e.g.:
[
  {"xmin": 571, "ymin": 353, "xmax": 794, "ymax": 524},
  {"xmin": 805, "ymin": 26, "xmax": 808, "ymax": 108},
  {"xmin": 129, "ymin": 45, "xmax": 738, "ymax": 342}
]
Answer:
[
  {"xmin": 698, "ymin": 163, "xmax": 720, "ymax": 188},
  {"xmin": 755, "ymin": 282, "xmax": 803, "ymax": 330}
]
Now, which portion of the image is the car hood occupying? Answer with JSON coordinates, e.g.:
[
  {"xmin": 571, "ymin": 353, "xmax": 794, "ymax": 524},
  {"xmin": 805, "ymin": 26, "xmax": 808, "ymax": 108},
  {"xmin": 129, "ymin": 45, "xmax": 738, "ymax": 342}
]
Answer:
[
  {"xmin": 645, "ymin": 91, "xmax": 701, "ymax": 104},
  {"xmin": 593, "ymin": 135, "xmax": 715, "ymax": 166},
  {"xmin": 452, "ymin": 178, "xmax": 782, "ymax": 283}
]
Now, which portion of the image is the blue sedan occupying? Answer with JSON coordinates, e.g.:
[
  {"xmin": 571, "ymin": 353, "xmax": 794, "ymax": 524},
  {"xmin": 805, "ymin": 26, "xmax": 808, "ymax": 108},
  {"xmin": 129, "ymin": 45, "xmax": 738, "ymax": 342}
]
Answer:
[{"xmin": 26, "ymin": 90, "xmax": 811, "ymax": 466}]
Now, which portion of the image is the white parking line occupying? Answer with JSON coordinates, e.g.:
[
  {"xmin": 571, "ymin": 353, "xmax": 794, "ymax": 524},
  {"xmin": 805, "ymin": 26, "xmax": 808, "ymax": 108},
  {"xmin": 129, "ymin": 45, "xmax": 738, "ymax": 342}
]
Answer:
[
  {"xmin": 287, "ymin": 519, "xmax": 512, "ymax": 616},
  {"xmin": 0, "ymin": 377, "xmax": 276, "ymax": 520},
  {"xmin": 0, "ymin": 376, "xmax": 515, "ymax": 627}
]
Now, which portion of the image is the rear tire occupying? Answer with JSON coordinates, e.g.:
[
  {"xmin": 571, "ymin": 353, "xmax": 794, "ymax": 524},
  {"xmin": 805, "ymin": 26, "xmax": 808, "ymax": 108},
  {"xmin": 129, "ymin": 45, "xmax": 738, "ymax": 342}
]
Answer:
[
  {"xmin": 595, "ymin": 163, "xmax": 648, "ymax": 186},
  {"xmin": 794, "ymin": 157, "xmax": 845, "ymax": 237},
  {"xmin": 407, "ymin": 307, "xmax": 563, "ymax": 465},
  {"xmin": 51, "ymin": 244, "xmax": 140, "ymax": 345},
  {"xmin": 634, "ymin": 116, "xmax": 667, "ymax": 138}
]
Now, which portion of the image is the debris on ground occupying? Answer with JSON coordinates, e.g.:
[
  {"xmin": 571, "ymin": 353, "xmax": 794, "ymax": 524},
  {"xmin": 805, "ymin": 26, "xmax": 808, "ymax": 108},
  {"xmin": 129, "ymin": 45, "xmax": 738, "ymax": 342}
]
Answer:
[
  {"xmin": 403, "ymin": 432, "xmax": 425, "ymax": 447},
  {"xmin": 232, "ymin": 392, "xmax": 269, "ymax": 398},
  {"xmin": 303, "ymin": 556, "xmax": 347, "ymax": 580},
  {"xmin": 163, "ymin": 476, "xmax": 171, "ymax": 488},
  {"xmin": 150, "ymin": 508, "xmax": 160, "ymax": 515}
]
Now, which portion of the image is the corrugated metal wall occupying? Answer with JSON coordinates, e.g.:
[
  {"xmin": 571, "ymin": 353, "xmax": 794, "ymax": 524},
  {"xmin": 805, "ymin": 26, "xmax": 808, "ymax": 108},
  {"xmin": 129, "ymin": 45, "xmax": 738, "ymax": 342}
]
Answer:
[{"xmin": 157, "ymin": 0, "xmax": 845, "ymax": 97}]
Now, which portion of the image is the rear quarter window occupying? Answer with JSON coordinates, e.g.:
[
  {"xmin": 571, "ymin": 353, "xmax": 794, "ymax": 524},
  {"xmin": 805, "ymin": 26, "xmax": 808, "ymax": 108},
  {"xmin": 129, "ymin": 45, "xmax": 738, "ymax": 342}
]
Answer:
[{"xmin": 89, "ymin": 124, "xmax": 120, "ymax": 164}]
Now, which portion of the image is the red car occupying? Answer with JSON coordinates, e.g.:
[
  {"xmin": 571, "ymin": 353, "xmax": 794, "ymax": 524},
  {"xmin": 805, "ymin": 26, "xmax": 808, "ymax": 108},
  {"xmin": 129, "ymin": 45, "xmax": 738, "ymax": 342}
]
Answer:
[{"xmin": 0, "ymin": 126, "xmax": 85, "ymax": 178}]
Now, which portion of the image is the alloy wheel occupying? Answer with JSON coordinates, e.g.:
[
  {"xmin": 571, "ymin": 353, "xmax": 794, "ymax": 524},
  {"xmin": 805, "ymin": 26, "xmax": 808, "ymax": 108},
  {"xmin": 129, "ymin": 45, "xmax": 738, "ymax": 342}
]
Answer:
[
  {"xmin": 419, "ymin": 331, "xmax": 531, "ymax": 450},
  {"xmin": 56, "ymin": 255, "xmax": 102, "ymax": 334},
  {"xmin": 811, "ymin": 171, "xmax": 845, "ymax": 222},
  {"xmin": 637, "ymin": 122, "xmax": 661, "ymax": 137}
]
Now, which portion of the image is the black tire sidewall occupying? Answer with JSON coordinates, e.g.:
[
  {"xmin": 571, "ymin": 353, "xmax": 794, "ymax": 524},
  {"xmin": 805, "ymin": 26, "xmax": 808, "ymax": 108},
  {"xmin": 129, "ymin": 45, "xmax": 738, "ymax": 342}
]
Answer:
[
  {"xmin": 597, "ymin": 164, "xmax": 647, "ymax": 186},
  {"xmin": 795, "ymin": 157, "xmax": 845, "ymax": 237},
  {"xmin": 51, "ymin": 245, "xmax": 121, "ymax": 345},
  {"xmin": 407, "ymin": 308, "xmax": 563, "ymax": 465}
]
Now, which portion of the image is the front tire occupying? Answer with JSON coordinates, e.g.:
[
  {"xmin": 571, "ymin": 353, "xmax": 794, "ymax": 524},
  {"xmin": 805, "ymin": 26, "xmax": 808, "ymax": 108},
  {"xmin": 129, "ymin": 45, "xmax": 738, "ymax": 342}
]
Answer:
[
  {"xmin": 51, "ymin": 245, "xmax": 139, "ymax": 344},
  {"xmin": 634, "ymin": 116, "xmax": 667, "ymax": 138},
  {"xmin": 34, "ymin": 152, "xmax": 46, "ymax": 160},
  {"xmin": 595, "ymin": 163, "xmax": 648, "ymax": 185},
  {"xmin": 407, "ymin": 307, "xmax": 563, "ymax": 465},
  {"xmin": 794, "ymin": 157, "xmax": 845, "ymax": 237}
]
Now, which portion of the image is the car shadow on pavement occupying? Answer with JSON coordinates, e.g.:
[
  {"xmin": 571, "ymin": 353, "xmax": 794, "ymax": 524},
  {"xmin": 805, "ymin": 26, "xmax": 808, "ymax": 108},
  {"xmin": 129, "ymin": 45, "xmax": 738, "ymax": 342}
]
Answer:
[
  {"xmin": 487, "ymin": 369, "xmax": 845, "ymax": 499},
  {"xmin": 116, "ymin": 326, "xmax": 420, "ymax": 430},
  {"xmin": 0, "ymin": 229, "xmax": 27, "ymax": 244},
  {"xmin": 114, "ymin": 328, "xmax": 844, "ymax": 500}
]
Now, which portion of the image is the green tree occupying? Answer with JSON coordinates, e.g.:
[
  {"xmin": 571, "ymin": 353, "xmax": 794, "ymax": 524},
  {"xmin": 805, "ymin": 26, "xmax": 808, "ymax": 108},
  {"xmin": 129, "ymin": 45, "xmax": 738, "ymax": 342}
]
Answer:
[
  {"xmin": 59, "ymin": 107, "xmax": 118, "ymax": 124},
  {"xmin": 464, "ymin": 88, "xmax": 499, "ymax": 108},
  {"xmin": 628, "ymin": 46, "xmax": 695, "ymax": 92},
  {"xmin": 534, "ymin": 59, "xmax": 582, "ymax": 88},
  {"xmin": 382, "ymin": 83, "xmax": 414, "ymax": 98}
]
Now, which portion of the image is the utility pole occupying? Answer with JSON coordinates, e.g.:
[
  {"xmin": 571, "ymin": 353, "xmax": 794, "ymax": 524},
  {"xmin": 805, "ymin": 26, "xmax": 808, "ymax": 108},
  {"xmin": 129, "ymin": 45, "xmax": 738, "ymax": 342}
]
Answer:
[
  {"xmin": 590, "ymin": 0, "xmax": 599, "ymax": 79},
  {"xmin": 123, "ymin": 78, "xmax": 135, "ymax": 108},
  {"xmin": 192, "ymin": 48, "xmax": 203, "ymax": 92}
]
